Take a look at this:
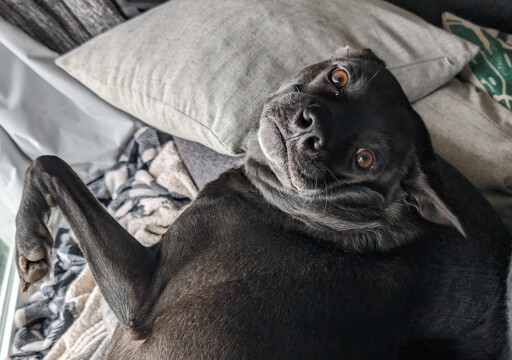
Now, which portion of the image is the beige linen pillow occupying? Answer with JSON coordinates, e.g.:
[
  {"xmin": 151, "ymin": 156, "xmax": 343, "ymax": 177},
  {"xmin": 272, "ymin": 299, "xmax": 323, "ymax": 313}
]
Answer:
[
  {"xmin": 413, "ymin": 78, "xmax": 512, "ymax": 231},
  {"xmin": 56, "ymin": 0, "xmax": 478, "ymax": 155}
]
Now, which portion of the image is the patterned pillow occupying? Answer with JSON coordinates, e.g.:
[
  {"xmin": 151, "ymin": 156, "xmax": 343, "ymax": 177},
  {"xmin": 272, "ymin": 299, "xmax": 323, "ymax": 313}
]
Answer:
[{"xmin": 443, "ymin": 12, "xmax": 512, "ymax": 111}]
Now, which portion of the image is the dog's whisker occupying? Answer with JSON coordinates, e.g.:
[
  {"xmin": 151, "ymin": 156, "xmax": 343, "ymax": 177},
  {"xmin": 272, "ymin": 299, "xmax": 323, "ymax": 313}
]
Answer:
[
  {"xmin": 326, "ymin": 168, "xmax": 342, "ymax": 187},
  {"xmin": 309, "ymin": 177, "xmax": 319, "ymax": 206},
  {"xmin": 367, "ymin": 65, "xmax": 384, "ymax": 86},
  {"xmin": 323, "ymin": 178, "xmax": 329, "ymax": 214}
]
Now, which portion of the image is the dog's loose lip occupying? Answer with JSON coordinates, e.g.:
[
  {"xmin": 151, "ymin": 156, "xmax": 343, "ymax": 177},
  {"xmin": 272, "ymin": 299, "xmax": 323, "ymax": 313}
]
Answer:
[
  {"xmin": 258, "ymin": 116, "xmax": 288, "ymax": 160},
  {"xmin": 259, "ymin": 117, "xmax": 307, "ymax": 190},
  {"xmin": 273, "ymin": 121, "xmax": 287, "ymax": 152}
]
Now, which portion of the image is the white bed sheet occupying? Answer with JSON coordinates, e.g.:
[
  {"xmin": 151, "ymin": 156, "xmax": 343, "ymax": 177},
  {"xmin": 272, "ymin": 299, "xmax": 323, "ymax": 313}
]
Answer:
[{"xmin": 0, "ymin": 19, "xmax": 138, "ymax": 236}]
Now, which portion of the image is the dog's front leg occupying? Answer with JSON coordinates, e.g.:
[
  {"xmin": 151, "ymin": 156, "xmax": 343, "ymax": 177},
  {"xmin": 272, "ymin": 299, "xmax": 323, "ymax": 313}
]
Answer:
[{"xmin": 15, "ymin": 155, "xmax": 159, "ymax": 339}]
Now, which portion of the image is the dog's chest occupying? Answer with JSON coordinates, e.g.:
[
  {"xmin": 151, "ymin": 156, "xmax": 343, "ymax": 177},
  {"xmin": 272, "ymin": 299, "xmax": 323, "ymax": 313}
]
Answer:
[{"xmin": 155, "ymin": 196, "xmax": 417, "ymax": 353}]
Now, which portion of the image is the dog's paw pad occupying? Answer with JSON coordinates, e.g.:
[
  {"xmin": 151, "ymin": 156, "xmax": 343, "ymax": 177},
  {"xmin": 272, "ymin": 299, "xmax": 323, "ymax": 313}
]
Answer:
[{"xmin": 17, "ymin": 244, "xmax": 51, "ymax": 291}]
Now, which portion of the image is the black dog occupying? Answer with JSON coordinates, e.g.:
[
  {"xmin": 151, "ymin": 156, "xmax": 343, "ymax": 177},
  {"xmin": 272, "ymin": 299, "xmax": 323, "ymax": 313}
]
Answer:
[{"xmin": 15, "ymin": 48, "xmax": 510, "ymax": 359}]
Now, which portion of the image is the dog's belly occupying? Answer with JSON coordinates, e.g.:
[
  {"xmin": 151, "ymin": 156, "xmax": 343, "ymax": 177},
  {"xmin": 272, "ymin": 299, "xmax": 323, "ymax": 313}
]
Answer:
[
  {"xmin": 143, "ymin": 274, "xmax": 407, "ymax": 360},
  {"xmin": 108, "ymin": 260, "xmax": 412, "ymax": 359}
]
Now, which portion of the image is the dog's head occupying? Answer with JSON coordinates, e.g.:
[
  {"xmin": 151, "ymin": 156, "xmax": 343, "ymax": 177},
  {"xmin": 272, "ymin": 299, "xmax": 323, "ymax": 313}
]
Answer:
[{"xmin": 244, "ymin": 47, "xmax": 465, "ymax": 252}]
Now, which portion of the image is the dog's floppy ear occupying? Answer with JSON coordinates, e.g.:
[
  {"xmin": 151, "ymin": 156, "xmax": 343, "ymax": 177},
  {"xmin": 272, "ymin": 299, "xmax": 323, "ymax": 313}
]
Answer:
[
  {"xmin": 332, "ymin": 45, "xmax": 353, "ymax": 58},
  {"xmin": 332, "ymin": 46, "xmax": 386, "ymax": 66},
  {"xmin": 403, "ymin": 165, "xmax": 466, "ymax": 238}
]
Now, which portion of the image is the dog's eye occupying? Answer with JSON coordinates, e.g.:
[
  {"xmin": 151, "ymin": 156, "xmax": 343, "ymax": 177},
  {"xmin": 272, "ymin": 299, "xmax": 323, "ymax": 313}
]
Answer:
[
  {"xmin": 330, "ymin": 69, "xmax": 349, "ymax": 88},
  {"xmin": 356, "ymin": 149, "xmax": 374, "ymax": 169}
]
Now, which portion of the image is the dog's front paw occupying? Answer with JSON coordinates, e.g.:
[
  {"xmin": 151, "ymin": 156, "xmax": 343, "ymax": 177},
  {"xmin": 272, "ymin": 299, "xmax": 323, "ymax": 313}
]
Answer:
[{"xmin": 15, "ymin": 222, "xmax": 53, "ymax": 292}]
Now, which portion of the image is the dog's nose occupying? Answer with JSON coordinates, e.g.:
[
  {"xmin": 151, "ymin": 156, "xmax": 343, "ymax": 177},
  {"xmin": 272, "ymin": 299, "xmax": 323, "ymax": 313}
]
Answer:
[{"xmin": 295, "ymin": 108, "xmax": 324, "ymax": 152}]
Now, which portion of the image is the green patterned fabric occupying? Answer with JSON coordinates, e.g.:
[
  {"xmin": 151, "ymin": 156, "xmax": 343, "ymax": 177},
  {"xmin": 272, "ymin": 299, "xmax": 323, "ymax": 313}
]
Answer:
[{"xmin": 443, "ymin": 12, "xmax": 512, "ymax": 111}]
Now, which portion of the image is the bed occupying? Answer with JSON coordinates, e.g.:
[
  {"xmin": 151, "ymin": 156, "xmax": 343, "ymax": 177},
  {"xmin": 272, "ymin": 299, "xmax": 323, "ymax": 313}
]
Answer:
[{"xmin": 0, "ymin": 0, "xmax": 510, "ymax": 358}]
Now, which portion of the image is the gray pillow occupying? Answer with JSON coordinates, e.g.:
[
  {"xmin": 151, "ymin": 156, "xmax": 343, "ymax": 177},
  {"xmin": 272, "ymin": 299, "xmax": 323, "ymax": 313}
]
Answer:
[
  {"xmin": 173, "ymin": 137, "xmax": 242, "ymax": 190},
  {"xmin": 413, "ymin": 78, "xmax": 512, "ymax": 232},
  {"xmin": 56, "ymin": 0, "xmax": 478, "ymax": 155}
]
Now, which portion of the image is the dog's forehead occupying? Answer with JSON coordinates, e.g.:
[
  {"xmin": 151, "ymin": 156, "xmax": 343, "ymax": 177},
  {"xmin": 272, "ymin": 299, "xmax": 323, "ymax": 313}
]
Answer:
[
  {"xmin": 277, "ymin": 55, "xmax": 381, "ymax": 91},
  {"xmin": 288, "ymin": 60, "xmax": 333, "ymax": 83}
]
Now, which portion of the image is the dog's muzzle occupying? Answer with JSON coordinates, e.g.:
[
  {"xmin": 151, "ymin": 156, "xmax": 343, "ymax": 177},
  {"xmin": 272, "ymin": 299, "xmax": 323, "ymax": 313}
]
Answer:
[{"xmin": 258, "ymin": 100, "xmax": 330, "ymax": 191}]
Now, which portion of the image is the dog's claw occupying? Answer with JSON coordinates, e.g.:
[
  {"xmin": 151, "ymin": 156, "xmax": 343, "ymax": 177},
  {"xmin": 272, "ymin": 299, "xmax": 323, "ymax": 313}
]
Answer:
[
  {"xmin": 20, "ymin": 256, "xmax": 28, "ymax": 272},
  {"xmin": 291, "ymin": 179, "xmax": 302, "ymax": 191},
  {"xmin": 21, "ymin": 279, "xmax": 30, "ymax": 292}
]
